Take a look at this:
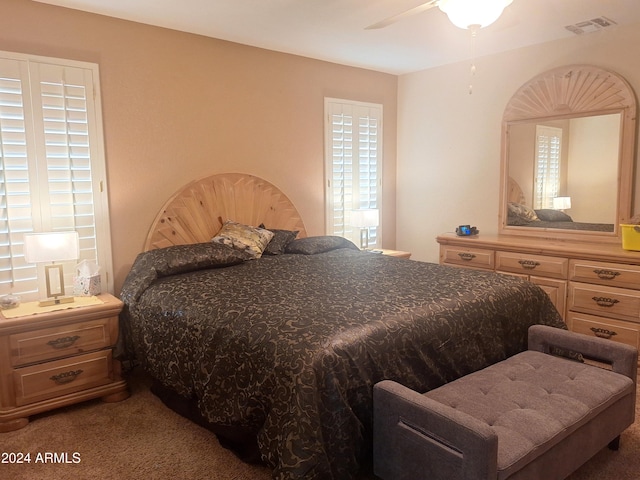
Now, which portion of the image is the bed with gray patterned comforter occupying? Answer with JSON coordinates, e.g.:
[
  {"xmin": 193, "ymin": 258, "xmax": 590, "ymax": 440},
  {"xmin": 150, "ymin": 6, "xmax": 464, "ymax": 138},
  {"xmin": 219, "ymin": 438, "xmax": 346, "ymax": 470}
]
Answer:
[{"xmin": 119, "ymin": 240, "xmax": 565, "ymax": 480}]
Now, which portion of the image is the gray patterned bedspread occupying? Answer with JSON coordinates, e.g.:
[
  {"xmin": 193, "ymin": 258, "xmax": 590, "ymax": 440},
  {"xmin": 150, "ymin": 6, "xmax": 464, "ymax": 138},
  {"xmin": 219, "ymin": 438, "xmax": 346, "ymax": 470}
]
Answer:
[{"xmin": 119, "ymin": 246, "xmax": 565, "ymax": 480}]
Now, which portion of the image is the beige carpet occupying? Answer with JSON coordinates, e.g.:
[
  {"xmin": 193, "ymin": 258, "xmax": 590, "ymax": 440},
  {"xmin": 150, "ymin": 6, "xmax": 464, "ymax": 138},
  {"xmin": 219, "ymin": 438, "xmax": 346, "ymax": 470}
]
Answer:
[{"xmin": 2, "ymin": 368, "xmax": 638, "ymax": 480}]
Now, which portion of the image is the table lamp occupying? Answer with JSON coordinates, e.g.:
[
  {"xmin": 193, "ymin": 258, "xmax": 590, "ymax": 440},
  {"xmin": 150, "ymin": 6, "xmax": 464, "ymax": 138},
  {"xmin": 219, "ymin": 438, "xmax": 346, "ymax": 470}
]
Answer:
[
  {"xmin": 553, "ymin": 196, "xmax": 572, "ymax": 211},
  {"xmin": 24, "ymin": 231, "xmax": 79, "ymax": 306},
  {"xmin": 350, "ymin": 209, "xmax": 379, "ymax": 249}
]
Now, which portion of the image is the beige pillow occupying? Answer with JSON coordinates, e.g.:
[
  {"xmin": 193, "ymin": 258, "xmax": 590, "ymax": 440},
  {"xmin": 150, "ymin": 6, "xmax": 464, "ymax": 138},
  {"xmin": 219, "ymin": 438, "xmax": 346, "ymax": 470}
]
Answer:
[
  {"xmin": 211, "ymin": 221, "xmax": 274, "ymax": 259},
  {"xmin": 508, "ymin": 202, "xmax": 539, "ymax": 221}
]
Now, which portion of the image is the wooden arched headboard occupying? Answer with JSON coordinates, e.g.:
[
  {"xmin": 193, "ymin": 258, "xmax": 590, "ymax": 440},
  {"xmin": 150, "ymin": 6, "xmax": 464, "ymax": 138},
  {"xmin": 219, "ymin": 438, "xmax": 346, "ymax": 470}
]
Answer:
[
  {"xmin": 144, "ymin": 173, "xmax": 307, "ymax": 251},
  {"xmin": 507, "ymin": 177, "xmax": 526, "ymax": 205}
]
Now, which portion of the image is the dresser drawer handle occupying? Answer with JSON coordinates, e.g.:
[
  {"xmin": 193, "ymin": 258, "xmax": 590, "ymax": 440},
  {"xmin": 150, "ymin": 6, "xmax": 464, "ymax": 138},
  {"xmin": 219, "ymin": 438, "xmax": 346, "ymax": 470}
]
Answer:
[
  {"xmin": 592, "ymin": 296, "xmax": 620, "ymax": 308},
  {"xmin": 458, "ymin": 252, "xmax": 476, "ymax": 261},
  {"xmin": 590, "ymin": 327, "xmax": 617, "ymax": 339},
  {"xmin": 593, "ymin": 269, "xmax": 621, "ymax": 280},
  {"xmin": 47, "ymin": 335, "xmax": 81, "ymax": 349},
  {"xmin": 50, "ymin": 369, "xmax": 84, "ymax": 385},
  {"xmin": 518, "ymin": 259, "xmax": 540, "ymax": 270}
]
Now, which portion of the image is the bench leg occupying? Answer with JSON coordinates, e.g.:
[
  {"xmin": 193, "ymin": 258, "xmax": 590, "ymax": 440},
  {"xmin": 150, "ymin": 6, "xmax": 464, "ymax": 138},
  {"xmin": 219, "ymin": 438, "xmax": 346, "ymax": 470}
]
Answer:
[{"xmin": 608, "ymin": 435, "xmax": 621, "ymax": 451}]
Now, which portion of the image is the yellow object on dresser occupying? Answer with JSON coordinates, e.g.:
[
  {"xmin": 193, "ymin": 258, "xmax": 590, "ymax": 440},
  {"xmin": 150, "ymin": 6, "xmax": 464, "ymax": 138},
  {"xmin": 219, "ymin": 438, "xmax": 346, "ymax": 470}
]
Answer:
[{"xmin": 0, "ymin": 293, "xmax": 129, "ymax": 432}]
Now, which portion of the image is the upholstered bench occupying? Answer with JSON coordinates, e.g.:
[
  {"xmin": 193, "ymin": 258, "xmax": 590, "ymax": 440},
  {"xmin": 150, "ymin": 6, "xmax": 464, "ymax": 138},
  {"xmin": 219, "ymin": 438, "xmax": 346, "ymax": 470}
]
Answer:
[{"xmin": 373, "ymin": 325, "xmax": 637, "ymax": 480}]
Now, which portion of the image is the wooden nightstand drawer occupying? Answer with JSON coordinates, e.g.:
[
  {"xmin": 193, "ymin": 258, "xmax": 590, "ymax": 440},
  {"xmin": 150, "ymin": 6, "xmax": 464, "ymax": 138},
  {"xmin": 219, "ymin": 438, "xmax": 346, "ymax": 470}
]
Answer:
[
  {"xmin": 569, "ymin": 259, "xmax": 640, "ymax": 290},
  {"xmin": 496, "ymin": 251, "xmax": 568, "ymax": 280},
  {"xmin": 9, "ymin": 317, "xmax": 116, "ymax": 367},
  {"xmin": 0, "ymin": 293, "xmax": 128, "ymax": 431},
  {"xmin": 440, "ymin": 245, "xmax": 494, "ymax": 270},
  {"xmin": 568, "ymin": 282, "xmax": 640, "ymax": 322},
  {"xmin": 13, "ymin": 350, "xmax": 113, "ymax": 407},
  {"xmin": 566, "ymin": 311, "xmax": 640, "ymax": 350}
]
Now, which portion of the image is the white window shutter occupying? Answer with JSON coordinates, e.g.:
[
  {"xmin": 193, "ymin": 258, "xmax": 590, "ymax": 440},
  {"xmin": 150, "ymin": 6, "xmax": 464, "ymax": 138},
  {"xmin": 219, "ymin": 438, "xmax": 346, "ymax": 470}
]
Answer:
[
  {"xmin": 325, "ymin": 98, "xmax": 382, "ymax": 248},
  {"xmin": 0, "ymin": 52, "xmax": 112, "ymax": 301},
  {"xmin": 534, "ymin": 125, "xmax": 562, "ymax": 209},
  {"xmin": 0, "ymin": 57, "xmax": 39, "ymax": 295}
]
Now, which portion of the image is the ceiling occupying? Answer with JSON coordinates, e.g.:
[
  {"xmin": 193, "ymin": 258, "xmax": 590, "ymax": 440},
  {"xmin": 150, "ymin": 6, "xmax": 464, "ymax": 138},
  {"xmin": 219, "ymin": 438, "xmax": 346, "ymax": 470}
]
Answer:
[{"xmin": 34, "ymin": 0, "xmax": 640, "ymax": 75}]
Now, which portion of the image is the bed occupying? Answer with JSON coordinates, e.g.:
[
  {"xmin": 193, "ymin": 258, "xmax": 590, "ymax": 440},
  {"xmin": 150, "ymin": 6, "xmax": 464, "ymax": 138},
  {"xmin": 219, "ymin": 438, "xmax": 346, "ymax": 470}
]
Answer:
[
  {"xmin": 506, "ymin": 178, "xmax": 614, "ymax": 232},
  {"xmin": 119, "ymin": 173, "xmax": 566, "ymax": 480}
]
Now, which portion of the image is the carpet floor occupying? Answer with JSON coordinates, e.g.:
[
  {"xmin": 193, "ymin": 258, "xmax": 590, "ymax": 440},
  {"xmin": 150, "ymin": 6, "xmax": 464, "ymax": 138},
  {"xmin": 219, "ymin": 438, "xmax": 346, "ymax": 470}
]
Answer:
[{"xmin": 1, "ymin": 367, "xmax": 638, "ymax": 480}]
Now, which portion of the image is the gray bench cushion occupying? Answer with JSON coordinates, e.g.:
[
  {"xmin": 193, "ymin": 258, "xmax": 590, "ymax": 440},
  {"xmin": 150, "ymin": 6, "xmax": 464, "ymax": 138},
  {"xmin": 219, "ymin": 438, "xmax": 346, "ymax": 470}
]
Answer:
[{"xmin": 423, "ymin": 350, "xmax": 635, "ymax": 479}]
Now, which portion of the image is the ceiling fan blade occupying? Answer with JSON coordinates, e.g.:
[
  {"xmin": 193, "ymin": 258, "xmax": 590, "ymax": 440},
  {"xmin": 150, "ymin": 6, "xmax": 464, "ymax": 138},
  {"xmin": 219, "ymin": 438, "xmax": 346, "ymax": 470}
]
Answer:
[{"xmin": 365, "ymin": 1, "xmax": 440, "ymax": 30}]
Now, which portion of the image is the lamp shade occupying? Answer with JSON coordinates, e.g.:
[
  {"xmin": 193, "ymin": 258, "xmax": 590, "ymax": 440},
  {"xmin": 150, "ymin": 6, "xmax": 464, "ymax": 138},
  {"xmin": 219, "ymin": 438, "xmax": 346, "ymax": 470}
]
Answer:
[
  {"xmin": 439, "ymin": 0, "xmax": 513, "ymax": 29},
  {"xmin": 24, "ymin": 231, "xmax": 80, "ymax": 264},
  {"xmin": 349, "ymin": 209, "xmax": 380, "ymax": 228},
  {"xmin": 552, "ymin": 197, "xmax": 572, "ymax": 210}
]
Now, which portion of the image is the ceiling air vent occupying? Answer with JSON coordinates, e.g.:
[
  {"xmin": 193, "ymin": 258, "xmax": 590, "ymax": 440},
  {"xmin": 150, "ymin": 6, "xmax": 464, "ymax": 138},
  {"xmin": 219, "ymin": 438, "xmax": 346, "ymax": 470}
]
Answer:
[{"xmin": 565, "ymin": 17, "xmax": 617, "ymax": 35}]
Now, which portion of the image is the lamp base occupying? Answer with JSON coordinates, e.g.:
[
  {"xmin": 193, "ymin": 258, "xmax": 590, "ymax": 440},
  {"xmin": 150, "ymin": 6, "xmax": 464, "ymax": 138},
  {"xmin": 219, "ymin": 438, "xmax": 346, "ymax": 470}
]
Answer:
[
  {"xmin": 38, "ymin": 296, "xmax": 75, "ymax": 307},
  {"xmin": 360, "ymin": 228, "xmax": 370, "ymax": 250}
]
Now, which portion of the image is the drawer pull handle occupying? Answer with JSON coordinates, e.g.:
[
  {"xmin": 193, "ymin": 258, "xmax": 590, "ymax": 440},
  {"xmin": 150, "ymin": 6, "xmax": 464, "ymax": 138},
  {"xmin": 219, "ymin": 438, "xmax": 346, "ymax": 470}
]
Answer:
[
  {"xmin": 592, "ymin": 296, "xmax": 620, "ymax": 308},
  {"xmin": 50, "ymin": 369, "xmax": 84, "ymax": 385},
  {"xmin": 47, "ymin": 335, "xmax": 81, "ymax": 349},
  {"xmin": 593, "ymin": 269, "xmax": 621, "ymax": 280},
  {"xmin": 518, "ymin": 259, "xmax": 540, "ymax": 270},
  {"xmin": 590, "ymin": 327, "xmax": 617, "ymax": 339},
  {"xmin": 458, "ymin": 253, "xmax": 476, "ymax": 261}
]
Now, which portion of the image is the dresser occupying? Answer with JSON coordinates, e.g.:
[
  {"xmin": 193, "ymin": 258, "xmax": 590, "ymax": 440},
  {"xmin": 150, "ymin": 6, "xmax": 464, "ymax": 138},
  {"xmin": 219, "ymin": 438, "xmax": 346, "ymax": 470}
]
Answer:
[
  {"xmin": 437, "ymin": 233, "xmax": 640, "ymax": 351},
  {"xmin": 0, "ymin": 293, "xmax": 129, "ymax": 432}
]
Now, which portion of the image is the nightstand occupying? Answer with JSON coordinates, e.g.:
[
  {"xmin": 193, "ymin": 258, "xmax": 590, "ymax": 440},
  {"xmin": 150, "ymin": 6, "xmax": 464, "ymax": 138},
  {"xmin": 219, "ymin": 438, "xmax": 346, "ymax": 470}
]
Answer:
[
  {"xmin": 378, "ymin": 249, "xmax": 412, "ymax": 259},
  {"xmin": 0, "ymin": 293, "xmax": 129, "ymax": 432}
]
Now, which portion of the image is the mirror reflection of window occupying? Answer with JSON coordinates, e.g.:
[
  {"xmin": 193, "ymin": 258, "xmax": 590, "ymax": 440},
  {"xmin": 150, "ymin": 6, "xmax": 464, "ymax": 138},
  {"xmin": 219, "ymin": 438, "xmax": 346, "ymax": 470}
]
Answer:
[
  {"xmin": 501, "ymin": 65, "xmax": 635, "ymax": 238},
  {"xmin": 534, "ymin": 125, "xmax": 562, "ymax": 209}
]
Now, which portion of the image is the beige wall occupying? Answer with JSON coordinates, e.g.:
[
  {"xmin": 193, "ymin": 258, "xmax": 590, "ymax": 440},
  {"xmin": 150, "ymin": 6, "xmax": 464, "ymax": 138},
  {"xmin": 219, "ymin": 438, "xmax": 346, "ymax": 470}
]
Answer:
[
  {"xmin": 397, "ymin": 23, "xmax": 640, "ymax": 263},
  {"xmin": 0, "ymin": 0, "xmax": 397, "ymax": 292}
]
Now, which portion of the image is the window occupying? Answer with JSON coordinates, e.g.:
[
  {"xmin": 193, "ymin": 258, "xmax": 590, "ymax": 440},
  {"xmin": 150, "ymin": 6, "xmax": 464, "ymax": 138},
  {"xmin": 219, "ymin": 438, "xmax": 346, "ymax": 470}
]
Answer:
[
  {"xmin": 0, "ymin": 51, "xmax": 112, "ymax": 301},
  {"xmin": 534, "ymin": 125, "xmax": 562, "ymax": 209},
  {"xmin": 324, "ymin": 98, "xmax": 382, "ymax": 248}
]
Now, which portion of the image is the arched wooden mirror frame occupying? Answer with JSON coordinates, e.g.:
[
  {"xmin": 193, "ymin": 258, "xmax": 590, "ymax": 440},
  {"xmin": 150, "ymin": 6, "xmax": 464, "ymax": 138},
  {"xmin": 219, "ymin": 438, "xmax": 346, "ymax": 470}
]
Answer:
[{"xmin": 498, "ymin": 64, "xmax": 637, "ymax": 243}]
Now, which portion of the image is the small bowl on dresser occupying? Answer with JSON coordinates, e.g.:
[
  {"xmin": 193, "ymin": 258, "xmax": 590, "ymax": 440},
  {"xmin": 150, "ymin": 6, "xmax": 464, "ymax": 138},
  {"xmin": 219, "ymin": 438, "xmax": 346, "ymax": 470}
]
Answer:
[{"xmin": 0, "ymin": 294, "xmax": 20, "ymax": 310}]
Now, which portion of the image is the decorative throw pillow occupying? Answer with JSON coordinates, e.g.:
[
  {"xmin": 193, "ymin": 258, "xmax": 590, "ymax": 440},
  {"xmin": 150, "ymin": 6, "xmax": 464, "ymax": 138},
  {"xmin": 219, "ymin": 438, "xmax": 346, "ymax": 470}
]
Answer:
[
  {"xmin": 507, "ymin": 202, "xmax": 539, "ymax": 222},
  {"xmin": 211, "ymin": 220, "xmax": 274, "ymax": 259},
  {"xmin": 534, "ymin": 209, "xmax": 573, "ymax": 222},
  {"xmin": 285, "ymin": 236, "xmax": 359, "ymax": 255},
  {"xmin": 263, "ymin": 228, "xmax": 299, "ymax": 255}
]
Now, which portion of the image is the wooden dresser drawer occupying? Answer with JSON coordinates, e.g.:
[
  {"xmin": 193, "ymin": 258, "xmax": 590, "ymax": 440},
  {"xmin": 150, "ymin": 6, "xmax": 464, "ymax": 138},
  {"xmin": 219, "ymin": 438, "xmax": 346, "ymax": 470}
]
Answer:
[
  {"xmin": 13, "ymin": 350, "xmax": 113, "ymax": 406},
  {"xmin": 9, "ymin": 317, "xmax": 115, "ymax": 367},
  {"xmin": 531, "ymin": 276, "xmax": 567, "ymax": 319},
  {"xmin": 440, "ymin": 245, "xmax": 494, "ymax": 270},
  {"xmin": 568, "ymin": 282, "xmax": 640, "ymax": 322},
  {"xmin": 566, "ymin": 311, "xmax": 640, "ymax": 350},
  {"xmin": 496, "ymin": 251, "xmax": 568, "ymax": 280},
  {"xmin": 569, "ymin": 259, "xmax": 640, "ymax": 290}
]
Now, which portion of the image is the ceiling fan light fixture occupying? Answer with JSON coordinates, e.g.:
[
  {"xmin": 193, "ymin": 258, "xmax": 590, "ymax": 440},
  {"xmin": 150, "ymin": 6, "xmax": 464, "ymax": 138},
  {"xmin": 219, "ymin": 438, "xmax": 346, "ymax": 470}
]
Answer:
[{"xmin": 439, "ymin": 0, "xmax": 513, "ymax": 29}]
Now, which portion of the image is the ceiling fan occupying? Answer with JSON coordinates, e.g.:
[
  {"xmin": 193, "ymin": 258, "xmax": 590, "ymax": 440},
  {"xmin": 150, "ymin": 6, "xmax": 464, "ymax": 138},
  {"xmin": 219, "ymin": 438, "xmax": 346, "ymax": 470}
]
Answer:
[{"xmin": 366, "ymin": 0, "xmax": 513, "ymax": 31}]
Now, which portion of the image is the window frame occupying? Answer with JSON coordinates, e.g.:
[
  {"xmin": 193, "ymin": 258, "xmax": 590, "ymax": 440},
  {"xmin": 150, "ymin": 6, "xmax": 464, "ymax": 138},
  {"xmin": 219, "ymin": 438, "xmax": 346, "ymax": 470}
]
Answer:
[
  {"xmin": 0, "ymin": 50, "xmax": 113, "ymax": 301},
  {"xmin": 324, "ymin": 98, "xmax": 383, "ymax": 249}
]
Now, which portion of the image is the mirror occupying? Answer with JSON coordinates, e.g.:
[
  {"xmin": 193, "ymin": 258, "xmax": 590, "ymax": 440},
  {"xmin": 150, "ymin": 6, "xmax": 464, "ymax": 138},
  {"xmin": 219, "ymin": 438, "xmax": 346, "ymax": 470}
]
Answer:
[{"xmin": 499, "ymin": 65, "xmax": 637, "ymax": 242}]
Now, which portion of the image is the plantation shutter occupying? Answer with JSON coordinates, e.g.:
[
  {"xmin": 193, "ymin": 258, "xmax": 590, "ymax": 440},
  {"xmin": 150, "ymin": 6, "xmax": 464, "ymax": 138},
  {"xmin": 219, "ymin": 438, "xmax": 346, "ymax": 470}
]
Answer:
[
  {"xmin": 0, "ymin": 52, "xmax": 112, "ymax": 301},
  {"xmin": 325, "ymin": 98, "xmax": 382, "ymax": 248},
  {"xmin": 534, "ymin": 125, "xmax": 562, "ymax": 209}
]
